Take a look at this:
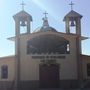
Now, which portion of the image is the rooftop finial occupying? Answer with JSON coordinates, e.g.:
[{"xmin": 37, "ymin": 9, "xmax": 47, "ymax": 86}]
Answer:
[
  {"xmin": 69, "ymin": 1, "xmax": 74, "ymax": 10},
  {"xmin": 20, "ymin": 0, "xmax": 25, "ymax": 10},
  {"xmin": 42, "ymin": 11, "xmax": 49, "ymax": 27}
]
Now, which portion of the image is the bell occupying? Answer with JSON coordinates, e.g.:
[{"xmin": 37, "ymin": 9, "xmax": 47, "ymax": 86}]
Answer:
[
  {"xmin": 70, "ymin": 20, "xmax": 75, "ymax": 27},
  {"xmin": 20, "ymin": 21, "xmax": 26, "ymax": 26}
]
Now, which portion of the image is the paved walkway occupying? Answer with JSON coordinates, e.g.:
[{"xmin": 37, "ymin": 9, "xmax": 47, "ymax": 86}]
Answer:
[{"xmin": 39, "ymin": 88, "xmax": 90, "ymax": 90}]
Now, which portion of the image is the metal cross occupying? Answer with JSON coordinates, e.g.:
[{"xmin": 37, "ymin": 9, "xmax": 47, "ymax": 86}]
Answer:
[
  {"xmin": 69, "ymin": 1, "xmax": 74, "ymax": 10},
  {"xmin": 20, "ymin": 0, "xmax": 25, "ymax": 10},
  {"xmin": 43, "ymin": 11, "xmax": 48, "ymax": 18}
]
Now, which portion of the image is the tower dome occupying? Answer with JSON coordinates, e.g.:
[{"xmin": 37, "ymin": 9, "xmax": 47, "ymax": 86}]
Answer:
[
  {"xmin": 34, "ymin": 26, "xmax": 57, "ymax": 33},
  {"xmin": 33, "ymin": 12, "xmax": 57, "ymax": 33}
]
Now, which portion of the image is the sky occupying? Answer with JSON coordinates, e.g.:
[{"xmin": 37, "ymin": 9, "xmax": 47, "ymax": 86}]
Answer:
[{"xmin": 0, "ymin": 0, "xmax": 90, "ymax": 57}]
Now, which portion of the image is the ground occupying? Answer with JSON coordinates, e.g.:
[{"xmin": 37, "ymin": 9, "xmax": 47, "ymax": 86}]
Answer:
[{"xmin": 39, "ymin": 89, "xmax": 90, "ymax": 90}]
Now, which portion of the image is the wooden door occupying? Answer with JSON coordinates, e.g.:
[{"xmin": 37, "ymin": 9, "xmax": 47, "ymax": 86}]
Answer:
[{"xmin": 39, "ymin": 64, "xmax": 59, "ymax": 88}]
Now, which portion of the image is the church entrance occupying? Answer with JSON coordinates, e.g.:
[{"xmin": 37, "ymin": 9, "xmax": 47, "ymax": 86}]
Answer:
[{"xmin": 39, "ymin": 63, "xmax": 60, "ymax": 88}]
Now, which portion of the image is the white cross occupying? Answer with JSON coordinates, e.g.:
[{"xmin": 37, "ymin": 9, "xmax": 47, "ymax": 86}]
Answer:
[
  {"xmin": 20, "ymin": 0, "xmax": 25, "ymax": 10},
  {"xmin": 43, "ymin": 11, "xmax": 48, "ymax": 18},
  {"xmin": 69, "ymin": 1, "xmax": 74, "ymax": 10}
]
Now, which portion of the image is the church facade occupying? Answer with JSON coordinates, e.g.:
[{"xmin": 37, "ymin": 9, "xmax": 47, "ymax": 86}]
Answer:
[{"xmin": 0, "ymin": 7, "xmax": 90, "ymax": 90}]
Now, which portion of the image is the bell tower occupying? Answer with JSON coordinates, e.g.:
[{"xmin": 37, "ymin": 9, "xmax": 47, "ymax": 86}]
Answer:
[
  {"xmin": 13, "ymin": 2, "xmax": 33, "ymax": 90},
  {"xmin": 63, "ymin": 2, "xmax": 84, "ymax": 87},
  {"xmin": 13, "ymin": 10, "xmax": 33, "ymax": 35},
  {"xmin": 63, "ymin": 2, "xmax": 83, "ymax": 35},
  {"xmin": 13, "ymin": 1, "xmax": 32, "ymax": 35}
]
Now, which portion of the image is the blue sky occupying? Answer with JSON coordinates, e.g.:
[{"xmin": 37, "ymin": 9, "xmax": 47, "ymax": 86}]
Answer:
[{"xmin": 0, "ymin": 0, "xmax": 90, "ymax": 57}]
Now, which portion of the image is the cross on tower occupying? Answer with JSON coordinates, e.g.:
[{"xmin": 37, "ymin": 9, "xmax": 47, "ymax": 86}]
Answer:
[
  {"xmin": 20, "ymin": 0, "xmax": 26, "ymax": 10},
  {"xmin": 69, "ymin": 1, "xmax": 74, "ymax": 10},
  {"xmin": 43, "ymin": 11, "xmax": 48, "ymax": 18}
]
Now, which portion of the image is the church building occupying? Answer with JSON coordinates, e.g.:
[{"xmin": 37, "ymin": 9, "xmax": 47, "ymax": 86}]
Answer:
[{"xmin": 0, "ymin": 3, "xmax": 90, "ymax": 90}]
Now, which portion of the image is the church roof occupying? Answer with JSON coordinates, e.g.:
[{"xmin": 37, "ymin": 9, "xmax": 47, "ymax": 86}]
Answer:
[
  {"xmin": 8, "ymin": 32, "xmax": 88, "ymax": 41},
  {"xmin": 81, "ymin": 54, "xmax": 90, "ymax": 60},
  {"xmin": 63, "ymin": 10, "xmax": 83, "ymax": 21},
  {"xmin": 13, "ymin": 10, "xmax": 32, "ymax": 21}
]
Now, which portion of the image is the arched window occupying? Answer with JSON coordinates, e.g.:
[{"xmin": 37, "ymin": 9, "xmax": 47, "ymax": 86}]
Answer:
[
  {"xmin": 67, "ymin": 43, "xmax": 70, "ymax": 53},
  {"xmin": 27, "ymin": 35, "xmax": 70, "ymax": 54},
  {"xmin": 1, "ymin": 65, "xmax": 8, "ymax": 79}
]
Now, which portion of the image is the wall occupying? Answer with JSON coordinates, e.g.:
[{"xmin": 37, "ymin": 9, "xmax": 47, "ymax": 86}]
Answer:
[
  {"xmin": 18, "ymin": 32, "xmax": 78, "ymax": 81},
  {"xmin": 82, "ymin": 55, "xmax": 90, "ymax": 79},
  {"xmin": 0, "ymin": 56, "xmax": 15, "ymax": 81}
]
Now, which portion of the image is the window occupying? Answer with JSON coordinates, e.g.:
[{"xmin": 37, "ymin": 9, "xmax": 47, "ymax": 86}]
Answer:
[
  {"xmin": 87, "ymin": 64, "xmax": 90, "ymax": 76},
  {"xmin": 27, "ymin": 35, "xmax": 70, "ymax": 54},
  {"xmin": 1, "ymin": 65, "xmax": 8, "ymax": 79},
  {"xmin": 66, "ymin": 43, "xmax": 70, "ymax": 54}
]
